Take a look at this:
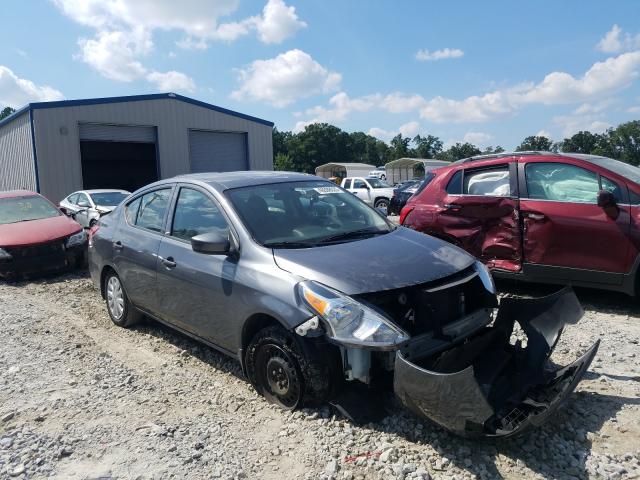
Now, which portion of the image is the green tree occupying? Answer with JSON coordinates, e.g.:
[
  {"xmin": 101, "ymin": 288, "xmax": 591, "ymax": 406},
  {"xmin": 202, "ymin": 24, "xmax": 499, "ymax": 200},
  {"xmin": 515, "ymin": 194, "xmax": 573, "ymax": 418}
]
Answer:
[
  {"xmin": 482, "ymin": 146, "xmax": 505, "ymax": 154},
  {"xmin": 0, "ymin": 107, "xmax": 16, "ymax": 121},
  {"xmin": 516, "ymin": 135, "xmax": 554, "ymax": 152},
  {"xmin": 436, "ymin": 142, "xmax": 481, "ymax": 161},
  {"xmin": 559, "ymin": 131, "xmax": 604, "ymax": 154},
  {"xmin": 605, "ymin": 120, "xmax": 640, "ymax": 166},
  {"xmin": 274, "ymin": 152, "xmax": 296, "ymax": 171},
  {"xmin": 412, "ymin": 134, "xmax": 443, "ymax": 158},
  {"xmin": 389, "ymin": 134, "xmax": 412, "ymax": 159}
]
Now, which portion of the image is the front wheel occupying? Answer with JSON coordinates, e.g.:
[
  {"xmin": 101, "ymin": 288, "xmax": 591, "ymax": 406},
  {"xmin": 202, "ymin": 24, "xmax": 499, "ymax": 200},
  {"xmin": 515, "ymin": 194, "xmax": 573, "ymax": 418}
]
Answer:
[
  {"xmin": 245, "ymin": 326, "xmax": 332, "ymax": 409},
  {"xmin": 104, "ymin": 271, "xmax": 142, "ymax": 327}
]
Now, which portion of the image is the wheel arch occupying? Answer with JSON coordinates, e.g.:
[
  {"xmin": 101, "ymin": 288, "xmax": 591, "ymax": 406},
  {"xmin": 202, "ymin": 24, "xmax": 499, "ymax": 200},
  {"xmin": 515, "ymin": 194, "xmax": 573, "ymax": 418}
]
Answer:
[
  {"xmin": 99, "ymin": 264, "xmax": 118, "ymax": 299},
  {"xmin": 239, "ymin": 313, "xmax": 291, "ymax": 373}
]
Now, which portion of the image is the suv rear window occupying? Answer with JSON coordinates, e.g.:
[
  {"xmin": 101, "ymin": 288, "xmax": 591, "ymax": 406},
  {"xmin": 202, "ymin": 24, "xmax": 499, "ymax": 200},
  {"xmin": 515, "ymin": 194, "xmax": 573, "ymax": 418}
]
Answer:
[{"xmin": 463, "ymin": 166, "xmax": 511, "ymax": 196}]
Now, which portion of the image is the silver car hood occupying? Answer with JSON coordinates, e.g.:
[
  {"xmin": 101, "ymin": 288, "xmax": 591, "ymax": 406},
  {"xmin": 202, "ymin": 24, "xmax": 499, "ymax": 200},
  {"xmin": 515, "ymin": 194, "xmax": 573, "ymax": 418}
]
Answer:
[{"xmin": 273, "ymin": 227, "xmax": 474, "ymax": 295}]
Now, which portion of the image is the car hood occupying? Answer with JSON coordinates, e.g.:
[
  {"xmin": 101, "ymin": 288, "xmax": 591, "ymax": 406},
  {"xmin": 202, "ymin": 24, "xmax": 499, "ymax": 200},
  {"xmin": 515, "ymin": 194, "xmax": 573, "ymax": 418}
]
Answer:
[
  {"xmin": 273, "ymin": 227, "xmax": 474, "ymax": 295},
  {"xmin": 0, "ymin": 215, "xmax": 82, "ymax": 247}
]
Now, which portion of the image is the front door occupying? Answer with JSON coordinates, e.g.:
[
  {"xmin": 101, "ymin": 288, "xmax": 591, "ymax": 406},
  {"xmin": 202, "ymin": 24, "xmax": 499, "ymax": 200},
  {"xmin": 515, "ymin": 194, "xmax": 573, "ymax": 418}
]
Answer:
[
  {"xmin": 437, "ymin": 163, "xmax": 522, "ymax": 272},
  {"xmin": 519, "ymin": 160, "xmax": 631, "ymax": 279},
  {"xmin": 351, "ymin": 179, "xmax": 372, "ymax": 204},
  {"xmin": 155, "ymin": 186, "xmax": 238, "ymax": 351}
]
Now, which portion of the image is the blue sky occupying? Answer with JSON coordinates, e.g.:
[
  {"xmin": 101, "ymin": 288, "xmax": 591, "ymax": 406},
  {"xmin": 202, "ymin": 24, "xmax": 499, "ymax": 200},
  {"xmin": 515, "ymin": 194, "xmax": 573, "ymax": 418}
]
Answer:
[{"xmin": 1, "ymin": 0, "xmax": 640, "ymax": 149}]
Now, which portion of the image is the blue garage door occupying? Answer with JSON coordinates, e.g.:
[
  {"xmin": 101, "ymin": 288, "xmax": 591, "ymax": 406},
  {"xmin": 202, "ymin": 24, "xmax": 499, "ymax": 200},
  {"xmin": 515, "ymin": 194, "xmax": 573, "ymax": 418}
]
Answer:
[{"xmin": 189, "ymin": 130, "xmax": 248, "ymax": 173}]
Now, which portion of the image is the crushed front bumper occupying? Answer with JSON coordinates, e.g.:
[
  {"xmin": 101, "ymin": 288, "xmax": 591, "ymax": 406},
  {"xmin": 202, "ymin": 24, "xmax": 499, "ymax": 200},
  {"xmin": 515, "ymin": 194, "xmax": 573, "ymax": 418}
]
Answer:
[
  {"xmin": 393, "ymin": 287, "xmax": 599, "ymax": 437},
  {"xmin": 0, "ymin": 242, "xmax": 85, "ymax": 279}
]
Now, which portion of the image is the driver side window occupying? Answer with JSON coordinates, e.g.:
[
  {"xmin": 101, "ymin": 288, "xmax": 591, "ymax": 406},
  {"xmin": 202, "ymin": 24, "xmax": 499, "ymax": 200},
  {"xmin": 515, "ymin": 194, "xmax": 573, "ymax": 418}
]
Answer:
[
  {"xmin": 525, "ymin": 163, "xmax": 599, "ymax": 203},
  {"xmin": 171, "ymin": 188, "xmax": 229, "ymax": 242},
  {"xmin": 353, "ymin": 180, "xmax": 366, "ymax": 189}
]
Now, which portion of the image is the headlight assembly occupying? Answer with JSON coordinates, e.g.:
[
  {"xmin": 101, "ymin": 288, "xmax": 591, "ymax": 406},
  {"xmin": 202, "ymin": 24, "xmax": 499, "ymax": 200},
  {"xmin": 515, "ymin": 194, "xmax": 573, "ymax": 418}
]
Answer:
[
  {"xmin": 296, "ymin": 280, "xmax": 409, "ymax": 349},
  {"xmin": 0, "ymin": 248, "xmax": 12, "ymax": 260},
  {"xmin": 66, "ymin": 230, "xmax": 87, "ymax": 248}
]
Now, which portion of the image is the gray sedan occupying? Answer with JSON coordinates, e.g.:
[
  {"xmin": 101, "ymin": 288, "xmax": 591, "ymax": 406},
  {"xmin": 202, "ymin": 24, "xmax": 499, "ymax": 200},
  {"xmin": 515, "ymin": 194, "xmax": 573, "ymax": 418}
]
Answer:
[{"xmin": 88, "ymin": 171, "xmax": 598, "ymax": 438}]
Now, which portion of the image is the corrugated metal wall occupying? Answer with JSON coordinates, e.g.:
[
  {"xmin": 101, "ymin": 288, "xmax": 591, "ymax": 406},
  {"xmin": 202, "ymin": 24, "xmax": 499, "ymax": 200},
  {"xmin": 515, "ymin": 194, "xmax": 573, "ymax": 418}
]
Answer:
[
  {"xmin": 0, "ymin": 112, "xmax": 36, "ymax": 192},
  {"xmin": 32, "ymin": 98, "xmax": 273, "ymax": 202}
]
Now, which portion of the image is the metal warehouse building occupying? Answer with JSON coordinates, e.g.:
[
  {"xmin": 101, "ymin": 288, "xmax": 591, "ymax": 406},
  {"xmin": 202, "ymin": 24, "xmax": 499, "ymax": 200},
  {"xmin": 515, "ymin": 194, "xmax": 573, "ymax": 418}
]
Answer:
[{"xmin": 0, "ymin": 93, "xmax": 274, "ymax": 202}]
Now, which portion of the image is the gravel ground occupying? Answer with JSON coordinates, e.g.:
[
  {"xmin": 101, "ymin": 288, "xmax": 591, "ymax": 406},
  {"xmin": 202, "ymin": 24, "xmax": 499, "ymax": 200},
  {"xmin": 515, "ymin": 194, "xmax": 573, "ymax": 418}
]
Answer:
[{"xmin": 1, "ymin": 273, "xmax": 639, "ymax": 480}]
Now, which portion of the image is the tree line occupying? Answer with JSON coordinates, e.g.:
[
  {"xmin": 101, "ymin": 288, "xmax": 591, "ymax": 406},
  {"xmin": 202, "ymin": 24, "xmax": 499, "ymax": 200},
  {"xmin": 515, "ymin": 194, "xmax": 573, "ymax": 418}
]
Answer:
[{"xmin": 274, "ymin": 120, "xmax": 640, "ymax": 173}]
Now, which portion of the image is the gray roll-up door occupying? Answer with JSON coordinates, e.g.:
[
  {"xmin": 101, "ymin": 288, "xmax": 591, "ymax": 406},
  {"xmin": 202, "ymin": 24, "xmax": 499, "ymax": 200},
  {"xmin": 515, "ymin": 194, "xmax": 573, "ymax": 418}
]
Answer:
[
  {"xmin": 189, "ymin": 130, "xmax": 248, "ymax": 173},
  {"xmin": 79, "ymin": 123, "xmax": 156, "ymax": 143}
]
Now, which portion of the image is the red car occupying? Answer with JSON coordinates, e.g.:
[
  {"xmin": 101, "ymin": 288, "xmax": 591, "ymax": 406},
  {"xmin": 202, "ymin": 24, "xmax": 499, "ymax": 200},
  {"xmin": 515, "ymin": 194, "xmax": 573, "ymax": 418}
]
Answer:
[
  {"xmin": 0, "ymin": 190, "xmax": 87, "ymax": 279},
  {"xmin": 400, "ymin": 152, "xmax": 640, "ymax": 295}
]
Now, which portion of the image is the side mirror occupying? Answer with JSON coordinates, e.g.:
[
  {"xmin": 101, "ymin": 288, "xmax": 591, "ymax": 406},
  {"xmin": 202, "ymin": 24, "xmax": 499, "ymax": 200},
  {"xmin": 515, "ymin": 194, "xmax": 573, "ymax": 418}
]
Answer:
[
  {"xmin": 597, "ymin": 190, "xmax": 616, "ymax": 208},
  {"xmin": 191, "ymin": 231, "xmax": 230, "ymax": 255}
]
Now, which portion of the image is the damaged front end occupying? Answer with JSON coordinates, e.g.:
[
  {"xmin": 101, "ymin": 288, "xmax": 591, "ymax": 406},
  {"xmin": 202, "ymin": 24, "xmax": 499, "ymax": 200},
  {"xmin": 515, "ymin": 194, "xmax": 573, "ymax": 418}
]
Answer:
[{"xmin": 393, "ymin": 287, "xmax": 599, "ymax": 437}]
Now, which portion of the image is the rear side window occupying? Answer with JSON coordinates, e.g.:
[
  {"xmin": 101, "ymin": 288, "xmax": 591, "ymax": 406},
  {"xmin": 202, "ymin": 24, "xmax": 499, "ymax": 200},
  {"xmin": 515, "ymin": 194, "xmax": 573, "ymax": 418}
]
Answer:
[
  {"xmin": 171, "ymin": 188, "xmax": 229, "ymax": 241},
  {"xmin": 446, "ymin": 170, "xmax": 462, "ymax": 195},
  {"xmin": 125, "ymin": 197, "xmax": 141, "ymax": 224},
  {"xmin": 464, "ymin": 166, "xmax": 511, "ymax": 197},
  {"xmin": 128, "ymin": 188, "xmax": 172, "ymax": 232},
  {"xmin": 526, "ymin": 163, "xmax": 598, "ymax": 203},
  {"xmin": 343, "ymin": 179, "xmax": 351, "ymax": 189}
]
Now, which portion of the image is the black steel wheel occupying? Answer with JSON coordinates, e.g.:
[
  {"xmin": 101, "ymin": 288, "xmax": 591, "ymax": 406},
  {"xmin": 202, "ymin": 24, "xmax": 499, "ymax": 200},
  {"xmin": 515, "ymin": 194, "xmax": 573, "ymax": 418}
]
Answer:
[{"xmin": 245, "ymin": 326, "xmax": 334, "ymax": 409}]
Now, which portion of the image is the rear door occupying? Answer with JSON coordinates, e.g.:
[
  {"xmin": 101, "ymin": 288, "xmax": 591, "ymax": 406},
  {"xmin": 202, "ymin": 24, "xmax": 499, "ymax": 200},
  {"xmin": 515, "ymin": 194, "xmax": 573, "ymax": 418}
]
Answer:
[
  {"xmin": 519, "ymin": 159, "xmax": 631, "ymax": 279},
  {"xmin": 438, "ymin": 162, "xmax": 522, "ymax": 272},
  {"xmin": 113, "ymin": 187, "xmax": 174, "ymax": 311},
  {"xmin": 155, "ymin": 185, "xmax": 238, "ymax": 351}
]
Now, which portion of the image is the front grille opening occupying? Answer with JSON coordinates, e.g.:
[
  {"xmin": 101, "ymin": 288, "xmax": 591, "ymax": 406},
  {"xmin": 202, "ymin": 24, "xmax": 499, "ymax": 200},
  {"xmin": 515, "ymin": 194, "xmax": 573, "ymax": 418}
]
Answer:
[{"xmin": 355, "ymin": 266, "xmax": 494, "ymax": 336}]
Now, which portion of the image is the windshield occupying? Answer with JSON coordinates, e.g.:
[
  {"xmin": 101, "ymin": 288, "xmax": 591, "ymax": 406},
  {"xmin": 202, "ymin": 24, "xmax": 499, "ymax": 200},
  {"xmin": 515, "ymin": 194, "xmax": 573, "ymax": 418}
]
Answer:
[
  {"xmin": 226, "ymin": 180, "xmax": 393, "ymax": 248},
  {"xmin": 366, "ymin": 178, "xmax": 391, "ymax": 188},
  {"xmin": 89, "ymin": 192, "xmax": 129, "ymax": 206},
  {"xmin": 0, "ymin": 195, "xmax": 61, "ymax": 225}
]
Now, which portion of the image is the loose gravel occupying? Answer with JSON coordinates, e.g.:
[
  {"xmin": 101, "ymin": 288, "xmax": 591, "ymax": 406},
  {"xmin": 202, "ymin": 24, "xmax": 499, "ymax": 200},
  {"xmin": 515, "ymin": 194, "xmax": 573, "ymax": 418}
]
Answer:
[{"xmin": 1, "ymin": 273, "xmax": 639, "ymax": 479}]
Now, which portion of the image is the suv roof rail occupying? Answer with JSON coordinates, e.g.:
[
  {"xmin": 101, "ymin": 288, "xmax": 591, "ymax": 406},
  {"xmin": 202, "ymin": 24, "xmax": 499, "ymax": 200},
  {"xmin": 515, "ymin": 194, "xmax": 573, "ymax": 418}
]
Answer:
[{"xmin": 454, "ymin": 151, "xmax": 558, "ymax": 164}]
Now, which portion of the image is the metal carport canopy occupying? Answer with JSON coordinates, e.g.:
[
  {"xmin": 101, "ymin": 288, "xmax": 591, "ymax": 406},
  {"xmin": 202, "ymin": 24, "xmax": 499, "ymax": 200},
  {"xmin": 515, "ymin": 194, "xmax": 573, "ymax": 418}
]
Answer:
[
  {"xmin": 314, "ymin": 162, "xmax": 375, "ymax": 179},
  {"xmin": 384, "ymin": 158, "xmax": 449, "ymax": 184}
]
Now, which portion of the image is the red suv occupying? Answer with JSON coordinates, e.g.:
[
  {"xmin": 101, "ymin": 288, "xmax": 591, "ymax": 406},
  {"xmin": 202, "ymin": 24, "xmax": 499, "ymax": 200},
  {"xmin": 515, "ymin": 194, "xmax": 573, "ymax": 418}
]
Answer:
[{"xmin": 400, "ymin": 152, "xmax": 640, "ymax": 295}]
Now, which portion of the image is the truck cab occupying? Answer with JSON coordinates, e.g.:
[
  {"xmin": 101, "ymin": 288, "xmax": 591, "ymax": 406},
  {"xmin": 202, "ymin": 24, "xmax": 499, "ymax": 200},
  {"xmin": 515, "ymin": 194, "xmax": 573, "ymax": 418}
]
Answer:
[{"xmin": 341, "ymin": 177, "xmax": 395, "ymax": 212}]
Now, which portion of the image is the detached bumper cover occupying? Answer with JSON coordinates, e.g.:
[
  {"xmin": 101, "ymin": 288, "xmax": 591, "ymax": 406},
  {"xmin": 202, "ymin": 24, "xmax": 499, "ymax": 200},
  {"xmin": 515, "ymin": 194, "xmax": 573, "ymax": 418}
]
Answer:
[
  {"xmin": 393, "ymin": 287, "xmax": 599, "ymax": 437},
  {"xmin": 0, "ymin": 242, "xmax": 85, "ymax": 277}
]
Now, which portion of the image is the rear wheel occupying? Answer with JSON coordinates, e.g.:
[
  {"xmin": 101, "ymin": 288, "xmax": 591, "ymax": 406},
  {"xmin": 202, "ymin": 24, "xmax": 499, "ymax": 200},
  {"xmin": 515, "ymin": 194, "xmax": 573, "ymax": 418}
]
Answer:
[
  {"xmin": 245, "ymin": 326, "xmax": 332, "ymax": 409},
  {"xmin": 104, "ymin": 271, "xmax": 141, "ymax": 327},
  {"xmin": 374, "ymin": 198, "xmax": 389, "ymax": 210}
]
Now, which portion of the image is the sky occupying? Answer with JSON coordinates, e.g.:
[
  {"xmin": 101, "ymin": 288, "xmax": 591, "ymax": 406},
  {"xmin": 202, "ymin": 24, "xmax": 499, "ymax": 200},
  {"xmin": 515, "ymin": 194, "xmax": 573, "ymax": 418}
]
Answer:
[{"xmin": 1, "ymin": 0, "xmax": 640, "ymax": 150}]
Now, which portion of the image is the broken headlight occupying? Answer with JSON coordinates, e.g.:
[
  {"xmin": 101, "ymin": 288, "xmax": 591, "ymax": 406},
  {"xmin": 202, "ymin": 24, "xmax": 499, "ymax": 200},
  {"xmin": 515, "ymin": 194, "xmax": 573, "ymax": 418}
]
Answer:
[
  {"xmin": 0, "ymin": 248, "xmax": 12, "ymax": 260},
  {"xmin": 475, "ymin": 260, "xmax": 495, "ymax": 294},
  {"xmin": 66, "ymin": 230, "xmax": 87, "ymax": 248},
  {"xmin": 297, "ymin": 280, "xmax": 409, "ymax": 349}
]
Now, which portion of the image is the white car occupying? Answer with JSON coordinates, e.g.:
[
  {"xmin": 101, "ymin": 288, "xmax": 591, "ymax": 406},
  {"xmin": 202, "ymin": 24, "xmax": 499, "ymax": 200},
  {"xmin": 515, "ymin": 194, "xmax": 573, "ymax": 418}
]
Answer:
[
  {"xmin": 59, "ymin": 189, "xmax": 130, "ymax": 228},
  {"xmin": 369, "ymin": 166, "xmax": 386, "ymax": 180},
  {"xmin": 340, "ymin": 177, "xmax": 395, "ymax": 211}
]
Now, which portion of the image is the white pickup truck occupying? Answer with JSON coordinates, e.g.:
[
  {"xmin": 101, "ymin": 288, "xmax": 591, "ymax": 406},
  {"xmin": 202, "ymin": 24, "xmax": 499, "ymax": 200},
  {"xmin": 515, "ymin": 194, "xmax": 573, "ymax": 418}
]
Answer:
[{"xmin": 340, "ymin": 177, "xmax": 395, "ymax": 211}]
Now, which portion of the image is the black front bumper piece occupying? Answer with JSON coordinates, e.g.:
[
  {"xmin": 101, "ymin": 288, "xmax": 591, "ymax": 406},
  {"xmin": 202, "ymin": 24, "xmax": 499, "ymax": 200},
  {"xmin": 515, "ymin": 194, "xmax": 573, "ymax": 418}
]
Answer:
[
  {"xmin": 0, "ymin": 241, "xmax": 85, "ymax": 278},
  {"xmin": 393, "ymin": 287, "xmax": 599, "ymax": 437}
]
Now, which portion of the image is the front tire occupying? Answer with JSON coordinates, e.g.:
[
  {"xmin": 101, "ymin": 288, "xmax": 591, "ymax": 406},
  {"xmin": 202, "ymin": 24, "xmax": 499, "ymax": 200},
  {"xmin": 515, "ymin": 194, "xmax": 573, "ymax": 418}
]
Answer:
[
  {"xmin": 245, "ymin": 326, "xmax": 332, "ymax": 409},
  {"xmin": 104, "ymin": 271, "xmax": 141, "ymax": 327}
]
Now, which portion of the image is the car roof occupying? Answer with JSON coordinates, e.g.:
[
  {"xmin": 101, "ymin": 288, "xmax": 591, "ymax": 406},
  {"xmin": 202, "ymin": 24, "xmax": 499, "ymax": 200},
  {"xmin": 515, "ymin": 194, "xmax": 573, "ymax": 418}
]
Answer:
[
  {"xmin": 80, "ymin": 189, "xmax": 130, "ymax": 194},
  {"xmin": 174, "ymin": 170, "xmax": 318, "ymax": 190},
  {"xmin": 0, "ymin": 190, "xmax": 39, "ymax": 199}
]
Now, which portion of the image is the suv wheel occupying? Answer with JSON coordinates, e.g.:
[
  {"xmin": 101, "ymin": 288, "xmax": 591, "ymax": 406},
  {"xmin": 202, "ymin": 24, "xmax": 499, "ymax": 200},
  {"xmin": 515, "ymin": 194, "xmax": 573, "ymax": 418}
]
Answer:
[
  {"xmin": 245, "ymin": 326, "xmax": 332, "ymax": 409},
  {"xmin": 104, "ymin": 271, "xmax": 141, "ymax": 327}
]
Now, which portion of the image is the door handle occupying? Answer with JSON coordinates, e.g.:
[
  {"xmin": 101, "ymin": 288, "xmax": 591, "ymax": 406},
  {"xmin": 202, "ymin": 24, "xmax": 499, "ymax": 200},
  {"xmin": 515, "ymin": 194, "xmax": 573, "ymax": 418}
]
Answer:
[
  {"xmin": 113, "ymin": 241, "xmax": 123, "ymax": 251},
  {"xmin": 444, "ymin": 203, "xmax": 461, "ymax": 211},
  {"xmin": 161, "ymin": 256, "xmax": 177, "ymax": 268},
  {"xmin": 523, "ymin": 212, "xmax": 545, "ymax": 221}
]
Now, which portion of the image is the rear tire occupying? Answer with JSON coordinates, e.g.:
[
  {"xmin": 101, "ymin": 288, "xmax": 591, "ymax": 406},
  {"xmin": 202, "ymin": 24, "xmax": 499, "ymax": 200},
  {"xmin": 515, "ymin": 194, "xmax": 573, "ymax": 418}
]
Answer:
[
  {"xmin": 245, "ymin": 326, "xmax": 332, "ymax": 409},
  {"xmin": 374, "ymin": 198, "xmax": 389, "ymax": 210},
  {"xmin": 104, "ymin": 271, "xmax": 141, "ymax": 327}
]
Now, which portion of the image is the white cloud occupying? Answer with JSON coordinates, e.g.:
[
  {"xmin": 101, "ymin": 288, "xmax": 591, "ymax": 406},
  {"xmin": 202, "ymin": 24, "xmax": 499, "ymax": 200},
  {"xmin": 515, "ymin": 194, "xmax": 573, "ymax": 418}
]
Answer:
[
  {"xmin": 253, "ymin": 0, "xmax": 306, "ymax": 44},
  {"xmin": 415, "ymin": 48, "xmax": 464, "ymax": 61},
  {"xmin": 0, "ymin": 66, "xmax": 64, "ymax": 108},
  {"xmin": 597, "ymin": 24, "xmax": 640, "ymax": 53},
  {"xmin": 367, "ymin": 121, "xmax": 421, "ymax": 142},
  {"xmin": 231, "ymin": 49, "xmax": 341, "ymax": 107},
  {"xmin": 146, "ymin": 70, "xmax": 196, "ymax": 93},
  {"xmin": 296, "ymin": 50, "xmax": 640, "ymax": 127},
  {"xmin": 77, "ymin": 28, "xmax": 151, "ymax": 82},
  {"xmin": 536, "ymin": 130, "xmax": 552, "ymax": 139},
  {"xmin": 462, "ymin": 132, "xmax": 492, "ymax": 145},
  {"xmin": 553, "ymin": 112, "xmax": 611, "ymax": 138}
]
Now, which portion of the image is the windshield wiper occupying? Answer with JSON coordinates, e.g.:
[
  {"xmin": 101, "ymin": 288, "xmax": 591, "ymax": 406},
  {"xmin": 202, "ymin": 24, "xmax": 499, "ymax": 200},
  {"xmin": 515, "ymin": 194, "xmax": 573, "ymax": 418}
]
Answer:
[
  {"xmin": 317, "ymin": 227, "xmax": 391, "ymax": 244},
  {"xmin": 264, "ymin": 240, "xmax": 318, "ymax": 249}
]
